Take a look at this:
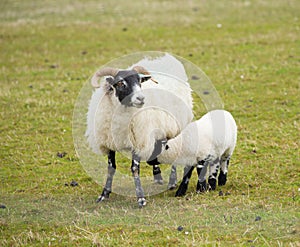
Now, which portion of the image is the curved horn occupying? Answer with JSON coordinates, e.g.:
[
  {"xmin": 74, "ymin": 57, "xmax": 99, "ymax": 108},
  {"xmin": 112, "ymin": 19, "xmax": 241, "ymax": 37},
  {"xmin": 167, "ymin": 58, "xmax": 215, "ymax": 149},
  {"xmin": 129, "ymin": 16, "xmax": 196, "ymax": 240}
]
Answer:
[
  {"xmin": 133, "ymin": 66, "xmax": 158, "ymax": 84},
  {"xmin": 91, "ymin": 67, "xmax": 119, "ymax": 88},
  {"xmin": 132, "ymin": 65, "xmax": 150, "ymax": 75}
]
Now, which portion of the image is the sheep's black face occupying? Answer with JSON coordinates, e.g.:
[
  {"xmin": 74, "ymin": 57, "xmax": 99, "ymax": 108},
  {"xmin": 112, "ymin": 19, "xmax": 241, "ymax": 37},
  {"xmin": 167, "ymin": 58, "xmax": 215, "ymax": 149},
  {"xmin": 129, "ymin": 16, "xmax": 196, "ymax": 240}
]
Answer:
[{"xmin": 107, "ymin": 70, "xmax": 149, "ymax": 107}]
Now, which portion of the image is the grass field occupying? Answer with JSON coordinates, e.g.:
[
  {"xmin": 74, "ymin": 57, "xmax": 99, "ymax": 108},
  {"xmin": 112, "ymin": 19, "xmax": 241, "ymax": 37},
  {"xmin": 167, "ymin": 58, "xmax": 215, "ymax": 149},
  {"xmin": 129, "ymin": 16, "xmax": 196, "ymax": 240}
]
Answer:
[{"xmin": 1, "ymin": 0, "xmax": 299, "ymax": 246}]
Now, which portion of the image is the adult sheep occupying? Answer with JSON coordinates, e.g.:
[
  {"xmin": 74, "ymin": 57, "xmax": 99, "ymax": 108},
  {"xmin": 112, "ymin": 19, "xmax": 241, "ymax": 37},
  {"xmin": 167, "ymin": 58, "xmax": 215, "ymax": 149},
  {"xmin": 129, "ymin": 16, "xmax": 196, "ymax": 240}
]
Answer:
[
  {"xmin": 86, "ymin": 65, "xmax": 193, "ymax": 207},
  {"xmin": 156, "ymin": 109, "xmax": 237, "ymax": 197}
]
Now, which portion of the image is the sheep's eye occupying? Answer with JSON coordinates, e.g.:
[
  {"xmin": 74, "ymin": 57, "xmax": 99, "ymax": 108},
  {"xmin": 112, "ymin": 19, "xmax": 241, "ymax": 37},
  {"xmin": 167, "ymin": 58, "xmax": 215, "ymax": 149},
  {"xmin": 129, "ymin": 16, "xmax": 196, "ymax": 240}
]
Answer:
[{"xmin": 116, "ymin": 80, "xmax": 126, "ymax": 89}]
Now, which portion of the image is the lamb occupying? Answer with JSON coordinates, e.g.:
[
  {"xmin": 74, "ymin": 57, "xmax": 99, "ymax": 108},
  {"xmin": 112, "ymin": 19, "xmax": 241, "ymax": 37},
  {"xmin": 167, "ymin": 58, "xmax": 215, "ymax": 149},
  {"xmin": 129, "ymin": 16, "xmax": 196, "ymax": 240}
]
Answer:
[
  {"xmin": 86, "ymin": 64, "xmax": 193, "ymax": 207},
  {"xmin": 156, "ymin": 109, "xmax": 237, "ymax": 197}
]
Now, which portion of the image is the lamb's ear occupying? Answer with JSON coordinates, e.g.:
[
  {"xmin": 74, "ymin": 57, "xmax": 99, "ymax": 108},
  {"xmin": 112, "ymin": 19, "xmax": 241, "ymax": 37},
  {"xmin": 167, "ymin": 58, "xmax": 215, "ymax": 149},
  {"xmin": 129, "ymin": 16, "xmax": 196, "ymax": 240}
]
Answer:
[
  {"xmin": 161, "ymin": 139, "xmax": 169, "ymax": 150},
  {"xmin": 140, "ymin": 74, "xmax": 152, "ymax": 83}
]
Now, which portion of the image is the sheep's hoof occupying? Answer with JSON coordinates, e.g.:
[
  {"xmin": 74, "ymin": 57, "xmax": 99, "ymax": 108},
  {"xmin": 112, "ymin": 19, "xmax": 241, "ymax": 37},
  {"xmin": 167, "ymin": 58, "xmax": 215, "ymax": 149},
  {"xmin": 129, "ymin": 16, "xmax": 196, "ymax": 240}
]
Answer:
[
  {"xmin": 196, "ymin": 181, "xmax": 207, "ymax": 193},
  {"xmin": 175, "ymin": 183, "xmax": 187, "ymax": 197},
  {"xmin": 138, "ymin": 198, "xmax": 147, "ymax": 208},
  {"xmin": 154, "ymin": 174, "xmax": 164, "ymax": 185},
  {"xmin": 96, "ymin": 188, "xmax": 111, "ymax": 203},
  {"xmin": 208, "ymin": 178, "xmax": 217, "ymax": 191},
  {"xmin": 154, "ymin": 179, "xmax": 164, "ymax": 185},
  {"xmin": 218, "ymin": 171, "xmax": 227, "ymax": 186},
  {"xmin": 96, "ymin": 196, "xmax": 105, "ymax": 203},
  {"xmin": 175, "ymin": 190, "xmax": 186, "ymax": 197},
  {"xmin": 167, "ymin": 183, "xmax": 177, "ymax": 190}
]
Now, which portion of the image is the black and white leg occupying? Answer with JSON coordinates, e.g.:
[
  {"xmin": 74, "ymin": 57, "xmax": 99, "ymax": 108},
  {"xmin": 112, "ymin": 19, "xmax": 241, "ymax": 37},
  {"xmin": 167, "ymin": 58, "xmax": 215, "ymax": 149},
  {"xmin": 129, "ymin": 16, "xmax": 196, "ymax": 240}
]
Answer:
[
  {"xmin": 168, "ymin": 164, "xmax": 177, "ymax": 190},
  {"xmin": 132, "ymin": 153, "xmax": 146, "ymax": 208},
  {"xmin": 96, "ymin": 150, "xmax": 116, "ymax": 203},
  {"xmin": 218, "ymin": 155, "xmax": 230, "ymax": 186},
  {"xmin": 196, "ymin": 159, "xmax": 208, "ymax": 193},
  {"xmin": 147, "ymin": 138, "xmax": 166, "ymax": 184},
  {"xmin": 147, "ymin": 158, "xmax": 163, "ymax": 184},
  {"xmin": 153, "ymin": 164, "xmax": 163, "ymax": 184},
  {"xmin": 175, "ymin": 165, "xmax": 194, "ymax": 197},
  {"xmin": 208, "ymin": 159, "xmax": 220, "ymax": 191}
]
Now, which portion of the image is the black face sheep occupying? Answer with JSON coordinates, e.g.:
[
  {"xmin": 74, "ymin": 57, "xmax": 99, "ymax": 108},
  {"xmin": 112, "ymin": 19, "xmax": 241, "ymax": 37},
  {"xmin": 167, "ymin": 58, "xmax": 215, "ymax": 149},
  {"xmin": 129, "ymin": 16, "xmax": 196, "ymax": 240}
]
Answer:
[
  {"xmin": 86, "ymin": 65, "xmax": 193, "ymax": 207},
  {"xmin": 157, "ymin": 109, "xmax": 237, "ymax": 197}
]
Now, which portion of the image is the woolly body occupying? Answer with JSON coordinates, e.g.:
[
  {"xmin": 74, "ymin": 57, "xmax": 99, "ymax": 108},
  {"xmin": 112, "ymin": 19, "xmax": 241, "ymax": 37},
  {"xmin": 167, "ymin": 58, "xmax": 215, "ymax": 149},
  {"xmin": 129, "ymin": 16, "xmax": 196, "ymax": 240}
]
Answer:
[
  {"xmin": 158, "ymin": 109, "xmax": 237, "ymax": 166},
  {"xmin": 157, "ymin": 109, "xmax": 237, "ymax": 196},
  {"xmin": 86, "ymin": 73, "xmax": 193, "ymax": 161}
]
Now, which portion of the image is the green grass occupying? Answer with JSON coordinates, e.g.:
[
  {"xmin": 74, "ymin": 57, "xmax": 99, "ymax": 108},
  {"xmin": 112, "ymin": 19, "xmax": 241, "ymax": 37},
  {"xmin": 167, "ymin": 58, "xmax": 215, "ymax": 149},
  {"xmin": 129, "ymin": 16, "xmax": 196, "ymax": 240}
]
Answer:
[{"xmin": 1, "ymin": 0, "xmax": 299, "ymax": 246}]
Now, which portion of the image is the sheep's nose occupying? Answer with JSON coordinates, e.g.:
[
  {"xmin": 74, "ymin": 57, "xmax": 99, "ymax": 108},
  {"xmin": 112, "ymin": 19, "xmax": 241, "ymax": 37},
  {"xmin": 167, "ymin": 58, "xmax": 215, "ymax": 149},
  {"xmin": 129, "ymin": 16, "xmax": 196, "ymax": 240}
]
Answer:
[{"xmin": 136, "ymin": 95, "xmax": 145, "ymax": 104}]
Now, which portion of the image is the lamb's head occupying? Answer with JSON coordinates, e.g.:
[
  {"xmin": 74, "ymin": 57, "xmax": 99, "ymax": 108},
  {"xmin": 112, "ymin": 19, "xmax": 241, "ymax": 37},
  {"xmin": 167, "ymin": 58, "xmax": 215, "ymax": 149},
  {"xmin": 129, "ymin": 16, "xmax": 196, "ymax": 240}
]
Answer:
[{"xmin": 91, "ymin": 66, "xmax": 157, "ymax": 108}]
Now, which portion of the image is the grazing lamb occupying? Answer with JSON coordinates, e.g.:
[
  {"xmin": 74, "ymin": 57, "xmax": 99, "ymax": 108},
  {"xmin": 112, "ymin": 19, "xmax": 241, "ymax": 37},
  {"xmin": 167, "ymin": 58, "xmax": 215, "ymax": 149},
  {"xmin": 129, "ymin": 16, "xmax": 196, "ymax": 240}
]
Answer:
[
  {"xmin": 156, "ymin": 109, "xmax": 237, "ymax": 197},
  {"xmin": 86, "ymin": 65, "xmax": 193, "ymax": 207}
]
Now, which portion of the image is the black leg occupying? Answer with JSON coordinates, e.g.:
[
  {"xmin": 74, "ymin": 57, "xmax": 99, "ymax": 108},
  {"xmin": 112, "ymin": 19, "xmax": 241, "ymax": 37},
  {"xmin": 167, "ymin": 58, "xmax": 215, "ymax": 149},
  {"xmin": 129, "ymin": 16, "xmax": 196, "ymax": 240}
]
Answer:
[
  {"xmin": 175, "ymin": 165, "xmax": 194, "ymax": 197},
  {"xmin": 218, "ymin": 157, "xmax": 230, "ymax": 186},
  {"xmin": 168, "ymin": 165, "xmax": 177, "ymax": 190},
  {"xmin": 218, "ymin": 170, "xmax": 227, "ymax": 186},
  {"xmin": 132, "ymin": 153, "xmax": 146, "ymax": 208},
  {"xmin": 196, "ymin": 159, "xmax": 208, "ymax": 193},
  {"xmin": 96, "ymin": 150, "xmax": 116, "ymax": 203}
]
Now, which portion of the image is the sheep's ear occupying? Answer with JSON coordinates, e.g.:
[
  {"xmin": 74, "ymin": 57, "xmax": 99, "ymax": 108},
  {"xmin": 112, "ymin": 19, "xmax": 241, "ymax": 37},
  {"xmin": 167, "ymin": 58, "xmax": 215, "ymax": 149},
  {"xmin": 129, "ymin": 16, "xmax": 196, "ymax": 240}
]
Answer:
[
  {"xmin": 106, "ymin": 76, "xmax": 114, "ymax": 84},
  {"xmin": 140, "ymin": 74, "xmax": 151, "ymax": 83},
  {"xmin": 105, "ymin": 77, "xmax": 114, "ymax": 91}
]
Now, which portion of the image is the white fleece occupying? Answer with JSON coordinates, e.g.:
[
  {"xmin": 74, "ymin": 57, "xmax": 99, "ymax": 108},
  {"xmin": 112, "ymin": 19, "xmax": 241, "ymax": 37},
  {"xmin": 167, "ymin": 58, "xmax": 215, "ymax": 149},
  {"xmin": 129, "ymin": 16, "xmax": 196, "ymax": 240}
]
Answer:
[
  {"xmin": 157, "ymin": 110, "xmax": 237, "ymax": 166},
  {"xmin": 86, "ymin": 63, "xmax": 193, "ymax": 160}
]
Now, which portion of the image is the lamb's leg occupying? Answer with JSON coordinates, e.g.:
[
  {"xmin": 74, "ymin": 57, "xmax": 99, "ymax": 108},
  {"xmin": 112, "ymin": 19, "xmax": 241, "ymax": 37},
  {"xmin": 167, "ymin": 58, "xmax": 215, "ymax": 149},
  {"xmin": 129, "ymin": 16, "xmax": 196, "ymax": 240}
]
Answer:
[
  {"xmin": 168, "ymin": 164, "xmax": 177, "ymax": 190},
  {"xmin": 218, "ymin": 155, "xmax": 230, "ymax": 186},
  {"xmin": 196, "ymin": 159, "xmax": 208, "ymax": 193},
  {"xmin": 208, "ymin": 159, "xmax": 220, "ymax": 191},
  {"xmin": 175, "ymin": 165, "xmax": 194, "ymax": 197},
  {"xmin": 153, "ymin": 164, "xmax": 163, "ymax": 184},
  {"xmin": 147, "ymin": 158, "xmax": 163, "ymax": 185},
  {"xmin": 96, "ymin": 150, "xmax": 116, "ymax": 203},
  {"xmin": 147, "ymin": 138, "xmax": 165, "ymax": 184},
  {"xmin": 132, "ymin": 153, "xmax": 146, "ymax": 208}
]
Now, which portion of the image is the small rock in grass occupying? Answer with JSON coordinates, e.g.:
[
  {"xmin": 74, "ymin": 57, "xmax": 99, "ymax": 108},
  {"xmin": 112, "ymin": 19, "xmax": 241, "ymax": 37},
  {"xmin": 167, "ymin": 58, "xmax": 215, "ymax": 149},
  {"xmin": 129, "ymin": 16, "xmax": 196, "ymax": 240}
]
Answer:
[
  {"xmin": 225, "ymin": 192, "xmax": 231, "ymax": 196},
  {"xmin": 255, "ymin": 216, "xmax": 262, "ymax": 221},
  {"xmin": 70, "ymin": 180, "xmax": 78, "ymax": 187},
  {"xmin": 219, "ymin": 190, "xmax": 224, "ymax": 196},
  {"xmin": 0, "ymin": 204, "xmax": 6, "ymax": 209},
  {"xmin": 191, "ymin": 75, "xmax": 200, "ymax": 80},
  {"xmin": 64, "ymin": 182, "xmax": 69, "ymax": 186},
  {"xmin": 177, "ymin": 226, "xmax": 184, "ymax": 231},
  {"xmin": 50, "ymin": 64, "xmax": 58, "ymax": 69},
  {"xmin": 57, "ymin": 152, "xmax": 67, "ymax": 158},
  {"xmin": 203, "ymin": 91, "xmax": 210, "ymax": 95}
]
